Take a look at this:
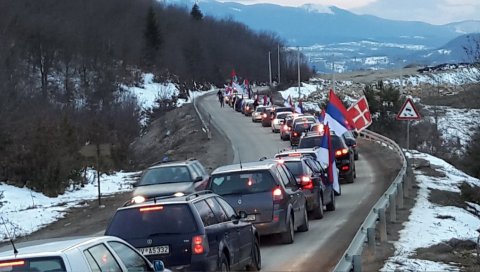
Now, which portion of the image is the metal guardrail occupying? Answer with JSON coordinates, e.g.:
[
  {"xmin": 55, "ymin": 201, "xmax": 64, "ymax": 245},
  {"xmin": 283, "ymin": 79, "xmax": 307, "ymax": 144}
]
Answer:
[
  {"xmin": 192, "ymin": 90, "xmax": 215, "ymax": 140},
  {"xmin": 333, "ymin": 129, "xmax": 409, "ymax": 272}
]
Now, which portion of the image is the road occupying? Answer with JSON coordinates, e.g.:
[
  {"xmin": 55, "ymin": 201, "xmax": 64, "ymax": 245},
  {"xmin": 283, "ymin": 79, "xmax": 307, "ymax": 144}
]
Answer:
[{"xmin": 197, "ymin": 93, "xmax": 401, "ymax": 271}]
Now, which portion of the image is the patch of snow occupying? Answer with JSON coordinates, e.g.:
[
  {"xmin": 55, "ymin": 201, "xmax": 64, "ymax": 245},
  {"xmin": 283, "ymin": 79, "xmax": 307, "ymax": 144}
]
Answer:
[{"xmin": 301, "ymin": 4, "xmax": 333, "ymax": 14}]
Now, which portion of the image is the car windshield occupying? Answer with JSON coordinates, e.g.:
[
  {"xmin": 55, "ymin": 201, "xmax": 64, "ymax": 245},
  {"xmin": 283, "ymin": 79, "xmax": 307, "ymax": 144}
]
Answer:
[
  {"xmin": 209, "ymin": 170, "xmax": 275, "ymax": 195},
  {"xmin": 138, "ymin": 166, "xmax": 192, "ymax": 185},
  {"xmin": 283, "ymin": 161, "xmax": 303, "ymax": 177},
  {"xmin": 0, "ymin": 257, "xmax": 66, "ymax": 272},
  {"xmin": 106, "ymin": 204, "xmax": 197, "ymax": 239}
]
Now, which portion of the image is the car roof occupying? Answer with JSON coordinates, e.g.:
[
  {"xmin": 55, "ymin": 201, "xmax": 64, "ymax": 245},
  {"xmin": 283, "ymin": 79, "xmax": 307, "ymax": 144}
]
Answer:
[
  {"xmin": 148, "ymin": 159, "xmax": 199, "ymax": 169},
  {"xmin": 119, "ymin": 191, "xmax": 216, "ymax": 209},
  {"xmin": 275, "ymin": 148, "xmax": 320, "ymax": 156},
  {"xmin": 0, "ymin": 236, "xmax": 123, "ymax": 258},
  {"xmin": 211, "ymin": 160, "xmax": 278, "ymax": 175}
]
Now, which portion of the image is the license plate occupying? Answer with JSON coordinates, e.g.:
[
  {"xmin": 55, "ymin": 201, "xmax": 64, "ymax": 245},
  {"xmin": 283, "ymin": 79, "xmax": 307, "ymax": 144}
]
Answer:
[
  {"xmin": 139, "ymin": 245, "xmax": 169, "ymax": 256},
  {"xmin": 245, "ymin": 214, "xmax": 256, "ymax": 221}
]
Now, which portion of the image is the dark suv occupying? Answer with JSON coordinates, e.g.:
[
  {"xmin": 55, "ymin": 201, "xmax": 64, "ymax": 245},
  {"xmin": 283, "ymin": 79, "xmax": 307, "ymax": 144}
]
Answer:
[
  {"xmin": 208, "ymin": 159, "xmax": 309, "ymax": 244},
  {"xmin": 132, "ymin": 159, "xmax": 210, "ymax": 203},
  {"xmin": 105, "ymin": 191, "xmax": 261, "ymax": 271},
  {"xmin": 298, "ymin": 132, "xmax": 356, "ymax": 183},
  {"xmin": 290, "ymin": 122, "xmax": 312, "ymax": 146},
  {"xmin": 342, "ymin": 131, "xmax": 359, "ymax": 160},
  {"xmin": 277, "ymin": 156, "xmax": 335, "ymax": 219}
]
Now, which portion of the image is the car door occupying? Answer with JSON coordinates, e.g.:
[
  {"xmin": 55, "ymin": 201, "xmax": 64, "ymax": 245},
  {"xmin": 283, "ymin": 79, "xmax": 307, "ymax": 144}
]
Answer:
[
  {"xmin": 275, "ymin": 165, "xmax": 303, "ymax": 227},
  {"xmin": 306, "ymin": 158, "xmax": 332, "ymax": 203},
  {"xmin": 107, "ymin": 241, "xmax": 155, "ymax": 272},
  {"xmin": 204, "ymin": 197, "xmax": 241, "ymax": 268},
  {"xmin": 193, "ymin": 200, "xmax": 222, "ymax": 265},
  {"xmin": 216, "ymin": 196, "xmax": 253, "ymax": 264}
]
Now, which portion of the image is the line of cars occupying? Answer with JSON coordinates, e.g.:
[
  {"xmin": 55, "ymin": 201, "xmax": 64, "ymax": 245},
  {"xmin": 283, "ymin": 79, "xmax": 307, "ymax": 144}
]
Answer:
[{"xmin": 0, "ymin": 94, "xmax": 359, "ymax": 272}]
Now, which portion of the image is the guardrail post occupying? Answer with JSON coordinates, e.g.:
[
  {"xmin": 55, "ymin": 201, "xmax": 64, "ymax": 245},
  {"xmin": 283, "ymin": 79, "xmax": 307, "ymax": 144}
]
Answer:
[
  {"xmin": 396, "ymin": 183, "xmax": 404, "ymax": 209},
  {"xmin": 367, "ymin": 227, "xmax": 376, "ymax": 252},
  {"xmin": 378, "ymin": 208, "xmax": 387, "ymax": 242},
  {"xmin": 402, "ymin": 174, "xmax": 409, "ymax": 198},
  {"xmin": 389, "ymin": 194, "xmax": 396, "ymax": 223},
  {"xmin": 352, "ymin": 255, "xmax": 362, "ymax": 272}
]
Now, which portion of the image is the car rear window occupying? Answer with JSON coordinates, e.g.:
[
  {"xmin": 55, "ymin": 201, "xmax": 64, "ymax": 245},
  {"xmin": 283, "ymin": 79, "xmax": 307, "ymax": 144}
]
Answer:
[
  {"xmin": 275, "ymin": 107, "xmax": 292, "ymax": 113},
  {"xmin": 209, "ymin": 170, "xmax": 275, "ymax": 195},
  {"xmin": 0, "ymin": 257, "xmax": 66, "ymax": 272},
  {"xmin": 294, "ymin": 123, "xmax": 311, "ymax": 132},
  {"xmin": 106, "ymin": 204, "xmax": 197, "ymax": 239},
  {"xmin": 283, "ymin": 161, "xmax": 303, "ymax": 177},
  {"xmin": 138, "ymin": 166, "xmax": 192, "ymax": 185},
  {"xmin": 299, "ymin": 135, "xmax": 345, "ymax": 149},
  {"xmin": 276, "ymin": 112, "xmax": 290, "ymax": 119}
]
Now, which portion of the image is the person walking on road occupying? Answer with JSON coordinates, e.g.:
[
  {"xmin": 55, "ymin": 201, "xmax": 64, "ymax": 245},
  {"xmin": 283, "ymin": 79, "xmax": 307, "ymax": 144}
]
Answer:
[{"xmin": 217, "ymin": 90, "xmax": 225, "ymax": 107}]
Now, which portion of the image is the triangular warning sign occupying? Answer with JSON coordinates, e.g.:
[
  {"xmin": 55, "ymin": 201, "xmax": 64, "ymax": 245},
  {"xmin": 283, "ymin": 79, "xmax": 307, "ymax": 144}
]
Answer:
[{"xmin": 396, "ymin": 98, "xmax": 421, "ymax": 120}]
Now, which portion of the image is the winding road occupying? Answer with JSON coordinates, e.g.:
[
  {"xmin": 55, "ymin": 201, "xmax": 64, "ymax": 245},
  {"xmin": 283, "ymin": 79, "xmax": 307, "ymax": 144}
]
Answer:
[{"xmin": 197, "ymin": 92, "xmax": 401, "ymax": 271}]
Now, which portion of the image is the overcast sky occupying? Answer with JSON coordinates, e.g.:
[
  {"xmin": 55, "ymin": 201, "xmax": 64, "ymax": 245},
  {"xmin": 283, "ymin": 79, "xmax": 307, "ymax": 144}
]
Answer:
[{"xmin": 217, "ymin": 0, "xmax": 480, "ymax": 25}]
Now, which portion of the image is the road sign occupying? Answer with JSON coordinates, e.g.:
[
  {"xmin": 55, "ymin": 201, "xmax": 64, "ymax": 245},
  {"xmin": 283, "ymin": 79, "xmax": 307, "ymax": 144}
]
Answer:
[{"xmin": 396, "ymin": 98, "xmax": 421, "ymax": 120}]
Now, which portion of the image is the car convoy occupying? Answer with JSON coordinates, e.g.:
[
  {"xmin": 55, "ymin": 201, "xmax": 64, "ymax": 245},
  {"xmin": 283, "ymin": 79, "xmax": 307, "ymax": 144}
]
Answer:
[{"xmin": 0, "ymin": 91, "xmax": 360, "ymax": 272}]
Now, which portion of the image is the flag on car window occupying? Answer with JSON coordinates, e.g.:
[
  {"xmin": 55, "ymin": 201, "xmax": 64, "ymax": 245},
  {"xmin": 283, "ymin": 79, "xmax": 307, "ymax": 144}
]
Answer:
[{"xmin": 318, "ymin": 124, "xmax": 340, "ymax": 193}]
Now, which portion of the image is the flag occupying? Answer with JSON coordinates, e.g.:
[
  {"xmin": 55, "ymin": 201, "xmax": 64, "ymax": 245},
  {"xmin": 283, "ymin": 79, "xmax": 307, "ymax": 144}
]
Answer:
[
  {"xmin": 347, "ymin": 96, "xmax": 372, "ymax": 132},
  {"xmin": 324, "ymin": 89, "xmax": 354, "ymax": 135},
  {"xmin": 317, "ymin": 111, "xmax": 325, "ymax": 123},
  {"xmin": 318, "ymin": 124, "xmax": 340, "ymax": 193},
  {"xmin": 231, "ymin": 69, "xmax": 237, "ymax": 83},
  {"xmin": 232, "ymin": 82, "xmax": 246, "ymax": 96}
]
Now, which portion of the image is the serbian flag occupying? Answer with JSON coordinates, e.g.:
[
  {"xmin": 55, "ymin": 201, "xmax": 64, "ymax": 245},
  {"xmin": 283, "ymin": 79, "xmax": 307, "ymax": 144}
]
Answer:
[
  {"xmin": 324, "ymin": 89, "xmax": 354, "ymax": 135},
  {"xmin": 231, "ymin": 69, "xmax": 237, "ymax": 83},
  {"xmin": 347, "ymin": 96, "xmax": 372, "ymax": 132},
  {"xmin": 317, "ymin": 111, "xmax": 325, "ymax": 123},
  {"xmin": 318, "ymin": 124, "xmax": 340, "ymax": 193}
]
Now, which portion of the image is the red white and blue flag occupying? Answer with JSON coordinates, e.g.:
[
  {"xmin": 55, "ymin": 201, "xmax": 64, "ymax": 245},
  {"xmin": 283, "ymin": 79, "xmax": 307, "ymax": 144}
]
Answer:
[
  {"xmin": 324, "ymin": 90, "xmax": 354, "ymax": 136},
  {"xmin": 231, "ymin": 69, "xmax": 237, "ymax": 83},
  {"xmin": 318, "ymin": 124, "xmax": 340, "ymax": 193}
]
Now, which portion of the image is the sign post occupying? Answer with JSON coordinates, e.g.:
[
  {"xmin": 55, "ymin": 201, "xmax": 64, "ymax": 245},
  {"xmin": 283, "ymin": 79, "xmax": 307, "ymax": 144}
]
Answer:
[
  {"xmin": 79, "ymin": 143, "xmax": 112, "ymax": 206},
  {"xmin": 396, "ymin": 98, "xmax": 421, "ymax": 164}
]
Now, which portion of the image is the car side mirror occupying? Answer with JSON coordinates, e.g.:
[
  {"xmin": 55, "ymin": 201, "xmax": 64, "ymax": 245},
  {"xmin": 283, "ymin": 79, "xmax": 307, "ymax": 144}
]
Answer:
[
  {"xmin": 132, "ymin": 182, "xmax": 138, "ymax": 188},
  {"xmin": 153, "ymin": 260, "xmax": 166, "ymax": 271},
  {"xmin": 194, "ymin": 176, "xmax": 203, "ymax": 182}
]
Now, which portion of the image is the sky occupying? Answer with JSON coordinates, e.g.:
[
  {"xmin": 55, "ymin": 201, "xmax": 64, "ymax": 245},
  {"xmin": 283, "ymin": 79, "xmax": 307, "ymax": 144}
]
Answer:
[{"xmin": 216, "ymin": 0, "xmax": 480, "ymax": 25}]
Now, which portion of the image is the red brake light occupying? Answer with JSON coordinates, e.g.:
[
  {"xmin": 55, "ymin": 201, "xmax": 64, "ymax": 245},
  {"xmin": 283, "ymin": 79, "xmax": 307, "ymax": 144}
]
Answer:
[
  {"xmin": 341, "ymin": 165, "xmax": 350, "ymax": 171},
  {"xmin": 139, "ymin": 206, "xmax": 164, "ymax": 212},
  {"xmin": 263, "ymin": 113, "xmax": 267, "ymax": 118},
  {"xmin": 342, "ymin": 148, "xmax": 348, "ymax": 155},
  {"xmin": 283, "ymin": 125, "xmax": 288, "ymax": 130},
  {"xmin": 293, "ymin": 132, "xmax": 298, "ymax": 136},
  {"xmin": 192, "ymin": 235, "xmax": 208, "ymax": 254},
  {"xmin": 273, "ymin": 187, "xmax": 283, "ymax": 201},
  {"xmin": 0, "ymin": 260, "xmax": 25, "ymax": 268},
  {"xmin": 335, "ymin": 148, "xmax": 349, "ymax": 157}
]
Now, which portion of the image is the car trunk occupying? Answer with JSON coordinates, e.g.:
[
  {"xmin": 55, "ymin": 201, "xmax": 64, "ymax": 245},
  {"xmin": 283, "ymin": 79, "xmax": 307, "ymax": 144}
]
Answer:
[{"xmin": 221, "ymin": 192, "xmax": 273, "ymax": 223}]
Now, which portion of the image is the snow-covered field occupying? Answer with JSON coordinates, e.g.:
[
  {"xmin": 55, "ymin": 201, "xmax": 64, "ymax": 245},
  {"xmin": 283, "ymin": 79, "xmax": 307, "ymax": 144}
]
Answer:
[
  {"xmin": 0, "ymin": 170, "xmax": 138, "ymax": 242},
  {"xmin": 382, "ymin": 151, "xmax": 480, "ymax": 271}
]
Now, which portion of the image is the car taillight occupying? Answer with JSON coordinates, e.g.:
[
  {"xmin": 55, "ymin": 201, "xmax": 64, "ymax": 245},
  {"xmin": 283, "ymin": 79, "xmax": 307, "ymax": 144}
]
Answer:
[
  {"xmin": 263, "ymin": 113, "xmax": 267, "ymax": 118},
  {"xmin": 139, "ymin": 206, "xmax": 164, "ymax": 212},
  {"xmin": 341, "ymin": 165, "xmax": 350, "ymax": 171},
  {"xmin": 283, "ymin": 125, "xmax": 288, "ymax": 130},
  {"xmin": 301, "ymin": 176, "xmax": 314, "ymax": 189},
  {"xmin": 0, "ymin": 260, "xmax": 25, "ymax": 268},
  {"xmin": 293, "ymin": 132, "xmax": 298, "ymax": 137},
  {"xmin": 192, "ymin": 235, "xmax": 208, "ymax": 254},
  {"xmin": 335, "ymin": 148, "xmax": 349, "ymax": 157},
  {"xmin": 273, "ymin": 187, "xmax": 283, "ymax": 201}
]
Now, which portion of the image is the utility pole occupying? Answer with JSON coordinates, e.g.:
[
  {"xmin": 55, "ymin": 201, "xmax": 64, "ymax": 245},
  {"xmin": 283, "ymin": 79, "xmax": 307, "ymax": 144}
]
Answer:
[
  {"xmin": 268, "ymin": 51, "xmax": 272, "ymax": 86},
  {"xmin": 277, "ymin": 44, "xmax": 281, "ymax": 84},
  {"xmin": 297, "ymin": 47, "xmax": 301, "ymax": 98}
]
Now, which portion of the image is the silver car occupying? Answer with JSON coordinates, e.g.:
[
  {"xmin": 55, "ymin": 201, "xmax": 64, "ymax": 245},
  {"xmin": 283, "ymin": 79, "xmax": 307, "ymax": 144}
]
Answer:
[
  {"xmin": 251, "ymin": 105, "xmax": 267, "ymax": 122},
  {"xmin": 0, "ymin": 236, "xmax": 168, "ymax": 272}
]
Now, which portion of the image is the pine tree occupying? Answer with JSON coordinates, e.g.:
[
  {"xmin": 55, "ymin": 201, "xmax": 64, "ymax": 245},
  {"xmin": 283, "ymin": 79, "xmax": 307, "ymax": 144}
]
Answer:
[
  {"xmin": 190, "ymin": 3, "xmax": 203, "ymax": 21},
  {"xmin": 143, "ymin": 6, "xmax": 161, "ymax": 67}
]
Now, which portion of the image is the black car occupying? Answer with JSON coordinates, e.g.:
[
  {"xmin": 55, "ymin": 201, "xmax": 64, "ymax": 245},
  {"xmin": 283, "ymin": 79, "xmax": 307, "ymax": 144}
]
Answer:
[
  {"xmin": 290, "ymin": 122, "xmax": 312, "ymax": 146},
  {"xmin": 279, "ymin": 115, "xmax": 294, "ymax": 140},
  {"xmin": 342, "ymin": 130, "xmax": 359, "ymax": 160},
  {"xmin": 105, "ymin": 191, "xmax": 261, "ymax": 271},
  {"xmin": 277, "ymin": 156, "xmax": 336, "ymax": 219},
  {"xmin": 208, "ymin": 159, "xmax": 309, "ymax": 244},
  {"xmin": 131, "ymin": 159, "xmax": 210, "ymax": 203},
  {"xmin": 298, "ymin": 132, "xmax": 356, "ymax": 183}
]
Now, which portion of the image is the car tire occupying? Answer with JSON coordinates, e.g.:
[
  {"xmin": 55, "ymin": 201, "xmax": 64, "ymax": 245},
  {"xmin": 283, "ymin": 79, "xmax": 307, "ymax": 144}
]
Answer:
[
  {"xmin": 298, "ymin": 207, "xmax": 309, "ymax": 232},
  {"xmin": 311, "ymin": 193, "xmax": 324, "ymax": 219},
  {"xmin": 326, "ymin": 190, "xmax": 336, "ymax": 211},
  {"xmin": 246, "ymin": 239, "xmax": 261, "ymax": 271},
  {"xmin": 218, "ymin": 253, "xmax": 230, "ymax": 272},
  {"xmin": 354, "ymin": 153, "xmax": 359, "ymax": 160},
  {"xmin": 280, "ymin": 216, "xmax": 294, "ymax": 244}
]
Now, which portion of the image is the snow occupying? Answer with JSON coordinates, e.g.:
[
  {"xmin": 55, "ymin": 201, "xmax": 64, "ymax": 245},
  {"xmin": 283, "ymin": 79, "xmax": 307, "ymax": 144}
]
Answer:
[
  {"xmin": 0, "ymin": 170, "xmax": 139, "ymax": 241},
  {"xmin": 382, "ymin": 151, "xmax": 480, "ymax": 271},
  {"xmin": 279, "ymin": 83, "xmax": 323, "ymax": 100},
  {"xmin": 386, "ymin": 66, "xmax": 480, "ymax": 86}
]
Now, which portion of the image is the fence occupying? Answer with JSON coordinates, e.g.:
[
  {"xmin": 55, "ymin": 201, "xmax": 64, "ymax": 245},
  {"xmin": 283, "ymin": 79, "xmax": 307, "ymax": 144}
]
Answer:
[{"xmin": 333, "ymin": 129, "xmax": 411, "ymax": 272}]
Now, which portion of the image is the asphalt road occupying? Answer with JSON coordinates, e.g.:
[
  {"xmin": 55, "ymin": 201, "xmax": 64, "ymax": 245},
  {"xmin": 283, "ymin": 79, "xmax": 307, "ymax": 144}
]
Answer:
[{"xmin": 197, "ymin": 93, "xmax": 400, "ymax": 271}]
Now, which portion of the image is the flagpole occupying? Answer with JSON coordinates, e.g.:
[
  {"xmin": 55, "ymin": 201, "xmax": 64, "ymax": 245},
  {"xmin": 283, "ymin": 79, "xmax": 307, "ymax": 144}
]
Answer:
[
  {"xmin": 268, "ymin": 51, "xmax": 272, "ymax": 86},
  {"xmin": 297, "ymin": 46, "xmax": 301, "ymax": 99}
]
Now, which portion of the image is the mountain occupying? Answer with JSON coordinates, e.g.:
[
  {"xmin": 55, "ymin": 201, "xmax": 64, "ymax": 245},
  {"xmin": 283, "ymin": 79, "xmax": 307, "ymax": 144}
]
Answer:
[{"xmin": 414, "ymin": 33, "xmax": 480, "ymax": 65}]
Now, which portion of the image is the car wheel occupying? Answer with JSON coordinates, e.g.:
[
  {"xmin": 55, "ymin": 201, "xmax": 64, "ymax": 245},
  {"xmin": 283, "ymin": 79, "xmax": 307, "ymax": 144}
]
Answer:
[
  {"xmin": 326, "ymin": 189, "xmax": 336, "ymax": 211},
  {"xmin": 354, "ymin": 152, "xmax": 359, "ymax": 160},
  {"xmin": 311, "ymin": 193, "xmax": 324, "ymax": 219},
  {"xmin": 298, "ymin": 207, "xmax": 309, "ymax": 232},
  {"xmin": 280, "ymin": 216, "xmax": 294, "ymax": 244},
  {"xmin": 218, "ymin": 253, "xmax": 230, "ymax": 272},
  {"xmin": 246, "ymin": 238, "xmax": 261, "ymax": 271}
]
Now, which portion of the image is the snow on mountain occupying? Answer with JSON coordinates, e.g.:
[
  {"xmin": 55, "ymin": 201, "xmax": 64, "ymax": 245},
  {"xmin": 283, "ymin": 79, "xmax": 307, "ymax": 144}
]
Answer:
[
  {"xmin": 382, "ymin": 151, "xmax": 480, "ymax": 271},
  {"xmin": 385, "ymin": 65, "xmax": 480, "ymax": 86},
  {"xmin": 300, "ymin": 4, "xmax": 334, "ymax": 14}
]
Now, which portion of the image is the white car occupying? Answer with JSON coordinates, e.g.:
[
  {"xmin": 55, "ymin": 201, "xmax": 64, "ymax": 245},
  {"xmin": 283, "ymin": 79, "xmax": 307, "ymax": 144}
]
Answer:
[
  {"xmin": 271, "ymin": 112, "xmax": 292, "ymax": 133},
  {"xmin": 0, "ymin": 236, "xmax": 169, "ymax": 272}
]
